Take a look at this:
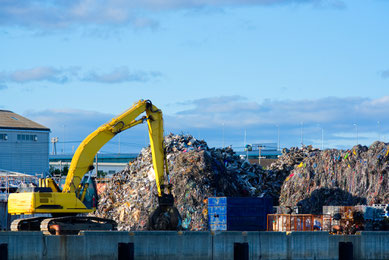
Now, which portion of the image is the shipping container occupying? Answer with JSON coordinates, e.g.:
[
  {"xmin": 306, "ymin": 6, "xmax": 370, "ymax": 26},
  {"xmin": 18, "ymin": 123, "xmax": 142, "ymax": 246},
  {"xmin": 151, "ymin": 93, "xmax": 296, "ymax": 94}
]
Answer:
[
  {"xmin": 208, "ymin": 197, "xmax": 273, "ymax": 231},
  {"xmin": 267, "ymin": 214, "xmax": 332, "ymax": 232}
]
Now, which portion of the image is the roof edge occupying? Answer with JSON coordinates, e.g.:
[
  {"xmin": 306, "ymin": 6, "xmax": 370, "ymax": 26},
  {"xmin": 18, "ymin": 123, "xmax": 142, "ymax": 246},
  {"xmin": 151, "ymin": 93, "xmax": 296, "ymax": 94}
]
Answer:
[{"xmin": 0, "ymin": 126, "xmax": 50, "ymax": 131}]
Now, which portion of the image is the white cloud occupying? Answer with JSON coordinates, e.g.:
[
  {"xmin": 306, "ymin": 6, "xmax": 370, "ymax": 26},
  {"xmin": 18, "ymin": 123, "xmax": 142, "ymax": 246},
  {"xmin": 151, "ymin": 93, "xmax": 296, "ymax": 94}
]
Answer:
[
  {"xmin": 169, "ymin": 95, "xmax": 389, "ymax": 148},
  {"xmin": 9, "ymin": 67, "xmax": 69, "ymax": 83},
  {"xmin": 0, "ymin": 66, "xmax": 75, "ymax": 84},
  {"xmin": 0, "ymin": 66, "xmax": 160, "ymax": 85},
  {"xmin": 82, "ymin": 67, "xmax": 162, "ymax": 83},
  {"xmin": 0, "ymin": 0, "xmax": 345, "ymax": 29},
  {"xmin": 174, "ymin": 96, "xmax": 389, "ymax": 127},
  {"xmin": 24, "ymin": 95, "xmax": 389, "ymax": 152}
]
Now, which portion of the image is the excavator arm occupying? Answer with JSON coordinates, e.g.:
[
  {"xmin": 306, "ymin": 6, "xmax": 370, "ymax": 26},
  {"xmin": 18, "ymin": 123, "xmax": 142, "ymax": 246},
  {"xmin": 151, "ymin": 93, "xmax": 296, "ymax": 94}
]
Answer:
[{"xmin": 62, "ymin": 100, "xmax": 167, "ymax": 197}]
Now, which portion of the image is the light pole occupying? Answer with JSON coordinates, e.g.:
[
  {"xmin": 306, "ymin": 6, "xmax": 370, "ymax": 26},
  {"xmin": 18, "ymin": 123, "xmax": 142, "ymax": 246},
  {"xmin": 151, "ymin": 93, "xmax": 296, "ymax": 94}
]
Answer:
[
  {"xmin": 317, "ymin": 124, "xmax": 324, "ymax": 150},
  {"xmin": 63, "ymin": 124, "xmax": 66, "ymax": 154},
  {"xmin": 276, "ymin": 125, "xmax": 280, "ymax": 151},
  {"xmin": 353, "ymin": 123, "xmax": 358, "ymax": 145},
  {"xmin": 95, "ymin": 153, "xmax": 98, "ymax": 177},
  {"xmin": 51, "ymin": 137, "xmax": 58, "ymax": 155},
  {"xmin": 300, "ymin": 122, "xmax": 304, "ymax": 147},
  {"xmin": 244, "ymin": 129, "xmax": 247, "ymax": 147},
  {"xmin": 222, "ymin": 122, "xmax": 225, "ymax": 148},
  {"xmin": 244, "ymin": 129, "xmax": 248, "ymax": 160},
  {"xmin": 377, "ymin": 121, "xmax": 380, "ymax": 141}
]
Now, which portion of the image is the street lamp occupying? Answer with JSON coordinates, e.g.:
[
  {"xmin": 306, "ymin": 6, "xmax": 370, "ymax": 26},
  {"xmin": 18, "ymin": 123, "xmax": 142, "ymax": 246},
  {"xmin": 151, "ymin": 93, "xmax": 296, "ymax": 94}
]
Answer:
[
  {"xmin": 317, "ymin": 124, "xmax": 324, "ymax": 150},
  {"xmin": 377, "ymin": 121, "xmax": 381, "ymax": 141},
  {"xmin": 353, "ymin": 123, "xmax": 358, "ymax": 145},
  {"xmin": 300, "ymin": 122, "xmax": 304, "ymax": 147},
  {"xmin": 63, "ymin": 124, "xmax": 66, "ymax": 154},
  {"xmin": 222, "ymin": 122, "xmax": 225, "ymax": 148},
  {"xmin": 275, "ymin": 125, "xmax": 280, "ymax": 151}
]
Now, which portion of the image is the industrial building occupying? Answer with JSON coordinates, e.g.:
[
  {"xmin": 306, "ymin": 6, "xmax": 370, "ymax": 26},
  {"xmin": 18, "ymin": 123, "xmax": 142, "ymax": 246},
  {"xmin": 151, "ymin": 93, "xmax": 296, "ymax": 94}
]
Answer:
[
  {"xmin": 49, "ymin": 153, "xmax": 138, "ymax": 176},
  {"xmin": 0, "ymin": 110, "xmax": 50, "ymax": 176}
]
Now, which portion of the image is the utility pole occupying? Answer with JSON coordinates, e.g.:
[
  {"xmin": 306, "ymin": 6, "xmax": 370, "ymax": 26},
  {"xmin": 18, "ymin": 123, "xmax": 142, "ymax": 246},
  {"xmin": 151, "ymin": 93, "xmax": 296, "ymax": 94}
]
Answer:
[{"xmin": 321, "ymin": 128, "xmax": 324, "ymax": 150}]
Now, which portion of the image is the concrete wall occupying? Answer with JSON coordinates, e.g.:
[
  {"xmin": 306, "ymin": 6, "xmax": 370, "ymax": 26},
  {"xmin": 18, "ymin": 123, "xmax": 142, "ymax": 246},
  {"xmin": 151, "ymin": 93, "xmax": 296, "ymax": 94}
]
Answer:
[{"xmin": 0, "ymin": 231, "xmax": 388, "ymax": 260}]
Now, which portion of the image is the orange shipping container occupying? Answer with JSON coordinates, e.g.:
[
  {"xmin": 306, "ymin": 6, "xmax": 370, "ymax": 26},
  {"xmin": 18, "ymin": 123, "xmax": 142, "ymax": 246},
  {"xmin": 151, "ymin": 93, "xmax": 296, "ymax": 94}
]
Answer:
[{"xmin": 267, "ymin": 214, "xmax": 332, "ymax": 232}]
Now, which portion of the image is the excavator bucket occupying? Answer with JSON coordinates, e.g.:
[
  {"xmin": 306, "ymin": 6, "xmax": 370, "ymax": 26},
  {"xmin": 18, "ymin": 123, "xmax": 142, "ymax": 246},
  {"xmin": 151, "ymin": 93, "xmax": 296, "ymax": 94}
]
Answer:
[{"xmin": 147, "ymin": 194, "xmax": 182, "ymax": 230}]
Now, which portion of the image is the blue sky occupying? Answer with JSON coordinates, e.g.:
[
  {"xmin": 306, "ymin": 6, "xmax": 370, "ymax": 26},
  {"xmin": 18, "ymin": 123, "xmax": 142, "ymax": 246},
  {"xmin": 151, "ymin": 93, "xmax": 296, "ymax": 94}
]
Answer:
[{"xmin": 0, "ymin": 0, "xmax": 388, "ymax": 154}]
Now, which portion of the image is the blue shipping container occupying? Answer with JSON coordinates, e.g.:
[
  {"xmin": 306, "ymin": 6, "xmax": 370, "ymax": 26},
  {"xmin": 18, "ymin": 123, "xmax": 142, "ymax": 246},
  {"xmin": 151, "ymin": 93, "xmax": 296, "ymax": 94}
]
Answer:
[{"xmin": 208, "ymin": 197, "xmax": 273, "ymax": 231}]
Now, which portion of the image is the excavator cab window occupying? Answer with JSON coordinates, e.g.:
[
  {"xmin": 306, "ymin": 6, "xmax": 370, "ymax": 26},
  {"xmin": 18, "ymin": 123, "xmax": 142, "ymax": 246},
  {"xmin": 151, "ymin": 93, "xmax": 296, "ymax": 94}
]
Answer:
[{"xmin": 79, "ymin": 176, "xmax": 98, "ymax": 209}]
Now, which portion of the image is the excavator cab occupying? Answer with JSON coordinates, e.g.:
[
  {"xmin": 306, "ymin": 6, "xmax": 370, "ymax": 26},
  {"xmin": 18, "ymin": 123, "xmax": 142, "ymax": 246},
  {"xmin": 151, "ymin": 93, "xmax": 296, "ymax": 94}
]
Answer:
[{"xmin": 77, "ymin": 176, "xmax": 98, "ymax": 210}]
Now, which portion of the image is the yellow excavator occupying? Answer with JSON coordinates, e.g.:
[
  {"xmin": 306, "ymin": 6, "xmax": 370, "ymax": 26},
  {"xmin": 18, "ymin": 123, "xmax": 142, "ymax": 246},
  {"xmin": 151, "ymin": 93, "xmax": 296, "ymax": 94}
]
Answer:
[{"xmin": 8, "ymin": 100, "xmax": 181, "ymax": 234}]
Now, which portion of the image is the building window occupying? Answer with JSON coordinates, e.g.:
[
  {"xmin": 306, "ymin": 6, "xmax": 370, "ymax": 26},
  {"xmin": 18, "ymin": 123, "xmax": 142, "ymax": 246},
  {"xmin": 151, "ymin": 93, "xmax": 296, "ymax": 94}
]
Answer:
[
  {"xmin": 17, "ymin": 134, "xmax": 38, "ymax": 141},
  {"xmin": 0, "ymin": 134, "xmax": 7, "ymax": 141}
]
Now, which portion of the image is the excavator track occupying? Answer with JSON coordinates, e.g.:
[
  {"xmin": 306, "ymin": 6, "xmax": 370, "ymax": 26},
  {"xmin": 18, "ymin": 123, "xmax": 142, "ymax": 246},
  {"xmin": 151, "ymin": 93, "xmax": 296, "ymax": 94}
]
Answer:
[
  {"xmin": 11, "ymin": 216, "xmax": 117, "ymax": 235},
  {"xmin": 11, "ymin": 217, "xmax": 48, "ymax": 232},
  {"xmin": 40, "ymin": 216, "xmax": 117, "ymax": 235}
]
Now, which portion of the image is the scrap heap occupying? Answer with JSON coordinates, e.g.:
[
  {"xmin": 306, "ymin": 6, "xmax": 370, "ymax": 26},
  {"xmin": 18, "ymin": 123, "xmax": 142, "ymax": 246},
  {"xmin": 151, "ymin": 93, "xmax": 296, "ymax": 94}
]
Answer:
[
  {"xmin": 266, "ymin": 146, "xmax": 317, "ymax": 204},
  {"xmin": 93, "ymin": 134, "xmax": 282, "ymax": 231},
  {"xmin": 94, "ymin": 134, "xmax": 388, "ymax": 230},
  {"xmin": 279, "ymin": 141, "xmax": 389, "ymax": 214}
]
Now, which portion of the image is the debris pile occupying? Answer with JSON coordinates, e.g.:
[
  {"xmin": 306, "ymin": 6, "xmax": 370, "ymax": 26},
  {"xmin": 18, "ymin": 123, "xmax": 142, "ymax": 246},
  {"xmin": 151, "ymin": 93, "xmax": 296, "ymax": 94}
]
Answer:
[
  {"xmin": 93, "ymin": 134, "xmax": 282, "ymax": 231},
  {"xmin": 266, "ymin": 146, "xmax": 321, "ymax": 204},
  {"xmin": 279, "ymin": 142, "xmax": 389, "ymax": 214},
  {"xmin": 94, "ymin": 133, "xmax": 389, "ymax": 230}
]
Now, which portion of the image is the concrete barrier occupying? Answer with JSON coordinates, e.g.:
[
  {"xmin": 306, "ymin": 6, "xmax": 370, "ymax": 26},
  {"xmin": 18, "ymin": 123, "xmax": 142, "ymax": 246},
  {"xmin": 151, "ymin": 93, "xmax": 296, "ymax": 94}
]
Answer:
[
  {"xmin": 360, "ymin": 232, "xmax": 389, "ymax": 260},
  {"xmin": 0, "ymin": 231, "xmax": 387, "ymax": 259}
]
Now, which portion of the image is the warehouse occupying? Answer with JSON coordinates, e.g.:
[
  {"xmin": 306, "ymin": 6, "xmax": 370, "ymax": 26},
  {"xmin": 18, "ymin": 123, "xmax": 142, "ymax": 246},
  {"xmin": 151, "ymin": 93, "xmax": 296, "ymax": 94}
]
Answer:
[{"xmin": 0, "ymin": 110, "xmax": 50, "ymax": 176}]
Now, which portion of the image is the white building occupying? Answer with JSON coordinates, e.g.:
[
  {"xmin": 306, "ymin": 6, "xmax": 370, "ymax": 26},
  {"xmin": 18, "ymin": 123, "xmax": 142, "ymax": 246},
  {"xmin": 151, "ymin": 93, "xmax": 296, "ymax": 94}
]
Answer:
[
  {"xmin": 49, "ymin": 153, "xmax": 137, "ymax": 176},
  {"xmin": 0, "ymin": 110, "xmax": 50, "ymax": 175}
]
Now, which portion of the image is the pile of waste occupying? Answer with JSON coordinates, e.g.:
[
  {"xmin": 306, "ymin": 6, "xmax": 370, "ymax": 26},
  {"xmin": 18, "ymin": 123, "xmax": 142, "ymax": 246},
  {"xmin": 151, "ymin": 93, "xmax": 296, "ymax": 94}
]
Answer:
[
  {"xmin": 93, "ymin": 134, "xmax": 389, "ymax": 230},
  {"xmin": 279, "ymin": 142, "xmax": 389, "ymax": 214},
  {"xmin": 93, "ymin": 134, "xmax": 283, "ymax": 231}
]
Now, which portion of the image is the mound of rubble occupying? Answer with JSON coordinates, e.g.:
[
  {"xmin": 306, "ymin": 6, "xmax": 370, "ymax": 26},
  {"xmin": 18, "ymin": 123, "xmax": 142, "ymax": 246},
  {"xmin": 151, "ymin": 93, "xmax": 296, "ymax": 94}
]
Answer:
[
  {"xmin": 279, "ymin": 142, "xmax": 389, "ymax": 214},
  {"xmin": 93, "ymin": 134, "xmax": 285, "ymax": 231}
]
